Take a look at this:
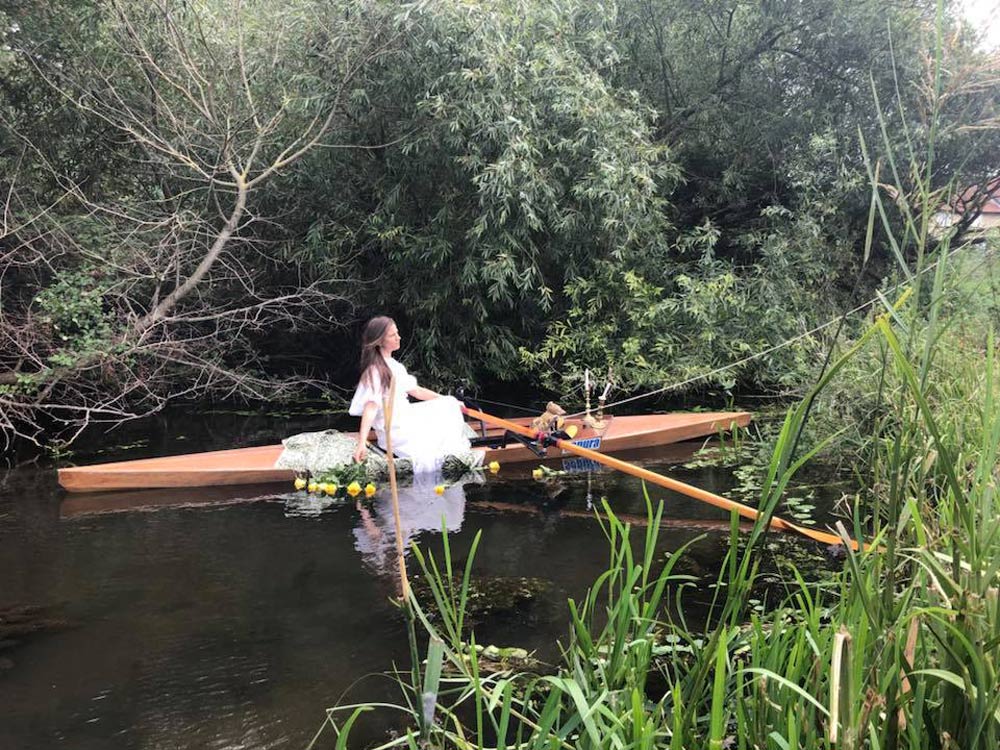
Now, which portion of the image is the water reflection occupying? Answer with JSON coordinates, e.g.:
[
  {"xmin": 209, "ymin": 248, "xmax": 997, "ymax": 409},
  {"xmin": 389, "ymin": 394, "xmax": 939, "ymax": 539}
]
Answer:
[
  {"xmin": 60, "ymin": 483, "xmax": 284, "ymax": 518},
  {"xmin": 353, "ymin": 474, "xmax": 480, "ymax": 575}
]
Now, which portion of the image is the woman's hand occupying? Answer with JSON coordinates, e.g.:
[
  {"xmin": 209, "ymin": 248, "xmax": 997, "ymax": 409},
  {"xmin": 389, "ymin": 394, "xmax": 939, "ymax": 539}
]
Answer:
[
  {"xmin": 353, "ymin": 443, "xmax": 368, "ymax": 463},
  {"xmin": 354, "ymin": 402, "xmax": 377, "ymax": 463}
]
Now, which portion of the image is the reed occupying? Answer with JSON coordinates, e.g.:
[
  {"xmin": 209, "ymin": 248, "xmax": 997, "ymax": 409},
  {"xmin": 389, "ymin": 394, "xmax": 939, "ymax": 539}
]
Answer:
[
  {"xmin": 309, "ymin": 216, "xmax": 1000, "ymax": 750},
  {"xmin": 311, "ymin": 342, "xmax": 1000, "ymax": 747}
]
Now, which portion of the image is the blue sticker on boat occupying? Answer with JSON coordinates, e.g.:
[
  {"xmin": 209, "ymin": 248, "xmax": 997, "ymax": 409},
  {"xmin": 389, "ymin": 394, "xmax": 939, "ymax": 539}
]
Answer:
[
  {"xmin": 572, "ymin": 437, "xmax": 601, "ymax": 450},
  {"xmin": 562, "ymin": 457, "xmax": 602, "ymax": 473}
]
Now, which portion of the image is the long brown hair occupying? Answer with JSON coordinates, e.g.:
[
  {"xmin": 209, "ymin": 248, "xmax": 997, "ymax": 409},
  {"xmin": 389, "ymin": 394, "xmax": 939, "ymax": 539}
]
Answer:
[{"xmin": 359, "ymin": 316, "xmax": 394, "ymax": 392}]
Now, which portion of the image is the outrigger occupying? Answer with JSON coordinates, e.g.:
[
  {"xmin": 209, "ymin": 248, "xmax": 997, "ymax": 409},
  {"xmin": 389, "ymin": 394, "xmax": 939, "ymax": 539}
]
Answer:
[{"xmin": 460, "ymin": 405, "xmax": 864, "ymax": 551}]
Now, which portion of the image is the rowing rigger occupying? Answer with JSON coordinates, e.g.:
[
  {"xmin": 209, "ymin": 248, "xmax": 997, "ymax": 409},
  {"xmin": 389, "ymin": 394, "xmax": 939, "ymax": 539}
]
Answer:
[{"xmin": 461, "ymin": 405, "xmax": 865, "ymax": 551}]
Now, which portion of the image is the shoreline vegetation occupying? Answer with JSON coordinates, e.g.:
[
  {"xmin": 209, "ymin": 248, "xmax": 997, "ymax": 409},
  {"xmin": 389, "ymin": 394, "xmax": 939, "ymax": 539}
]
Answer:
[
  {"xmin": 309, "ymin": 253, "xmax": 1000, "ymax": 748},
  {"xmin": 2, "ymin": 0, "xmax": 997, "ymax": 452}
]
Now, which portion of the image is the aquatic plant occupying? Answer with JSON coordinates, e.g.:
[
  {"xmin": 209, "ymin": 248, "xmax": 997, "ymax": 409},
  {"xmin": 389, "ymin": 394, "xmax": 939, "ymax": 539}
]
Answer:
[{"xmin": 310, "ymin": 321, "xmax": 1000, "ymax": 747}]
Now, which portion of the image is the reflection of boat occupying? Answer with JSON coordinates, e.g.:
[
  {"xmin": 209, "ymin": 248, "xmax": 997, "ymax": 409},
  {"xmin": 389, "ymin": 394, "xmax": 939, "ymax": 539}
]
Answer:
[
  {"xmin": 555, "ymin": 441, "xmax": 709, "ymax": 475},
  {"xmin": 59, "ymin": 483, "xmax": 286, "ymax": 518},
  {"xmin": 468, "ymin": 500, "xmax": 755, "ymax": 534},
  {"xmin": 58, "ymin": 412, "xmax": 749, "ymax": 493},
  {"xmin": 60, "ymin": 483, "xmax": 748, "ymax": 534}
]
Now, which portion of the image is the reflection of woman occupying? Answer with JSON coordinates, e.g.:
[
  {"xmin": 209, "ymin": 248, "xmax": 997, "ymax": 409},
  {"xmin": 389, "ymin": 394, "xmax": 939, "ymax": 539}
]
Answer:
[
  {"xmin": 349, "ymin": 316, "xmax": 472, "ymax": 473},
  {"xmin": 353, "ymin": 477, "xmax": 468, "ymax": 575}
]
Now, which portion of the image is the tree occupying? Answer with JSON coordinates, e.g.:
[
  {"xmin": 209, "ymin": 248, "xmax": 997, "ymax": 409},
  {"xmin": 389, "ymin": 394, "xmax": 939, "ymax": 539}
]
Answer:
[
  {"xmin": 2, "ymin": 0, "xmax": 995, "ymax": 452},
  {"xmin": 526, "ymin": 0, "xmax": 1000, "ymax": 395},
  {"xmin": 292, "ymin": 0, "xmax": 680, "ymax": 386},
  {"xmin": 0, "ymin": 0, "xmax": 396, "ymax": 449}
]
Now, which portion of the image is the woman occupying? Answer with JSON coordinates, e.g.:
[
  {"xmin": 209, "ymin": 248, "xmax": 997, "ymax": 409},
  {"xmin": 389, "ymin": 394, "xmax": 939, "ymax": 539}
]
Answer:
[{"xmin": 349, "ymin": 316, "xmax": 473, "ymax": 472}]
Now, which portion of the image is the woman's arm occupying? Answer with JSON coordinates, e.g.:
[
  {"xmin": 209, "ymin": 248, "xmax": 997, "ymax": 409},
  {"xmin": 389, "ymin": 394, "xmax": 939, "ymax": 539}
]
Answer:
[{"xmin": 353, "ymin": 401, "xmax": 378, "ymax": 463}]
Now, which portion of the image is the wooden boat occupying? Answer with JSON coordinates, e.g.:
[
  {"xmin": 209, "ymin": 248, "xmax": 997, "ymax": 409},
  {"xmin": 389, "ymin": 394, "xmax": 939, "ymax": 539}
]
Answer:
[
  {"xmin": 59, "ymin": 441, "xmax": 712, "ymax": 518},
  {"xmin": 57, "ymin": 411, "xmax": 750, "ymax": 493}
]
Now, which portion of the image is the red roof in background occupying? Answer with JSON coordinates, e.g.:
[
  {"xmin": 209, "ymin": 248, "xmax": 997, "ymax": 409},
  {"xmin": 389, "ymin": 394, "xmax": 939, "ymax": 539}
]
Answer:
[{"xmin": 954, "ymin": 178, "xmax": 1000, "ymax": 215}]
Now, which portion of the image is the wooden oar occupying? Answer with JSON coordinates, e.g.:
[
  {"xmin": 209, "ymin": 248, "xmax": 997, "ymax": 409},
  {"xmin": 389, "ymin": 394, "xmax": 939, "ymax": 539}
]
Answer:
[
  {"xmin": 462, "ymin": 406, "xmax": 864, "ymax": 551},
  {"xmin": 383, "ymin": 374, "xmax": 410, "ymax": 599}
]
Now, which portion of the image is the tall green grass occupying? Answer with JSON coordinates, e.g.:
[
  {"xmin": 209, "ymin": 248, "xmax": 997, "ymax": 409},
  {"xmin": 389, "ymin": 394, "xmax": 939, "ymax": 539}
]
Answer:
[{"xmin": 309, "ymin": 286, "xmax": 999, "ymax": 750}]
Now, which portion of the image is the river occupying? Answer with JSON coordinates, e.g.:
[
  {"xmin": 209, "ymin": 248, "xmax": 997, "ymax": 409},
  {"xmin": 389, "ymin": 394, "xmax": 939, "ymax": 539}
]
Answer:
[{"xmin": 0, "ymin": 407, "xmax": 832, "ymax": 749}]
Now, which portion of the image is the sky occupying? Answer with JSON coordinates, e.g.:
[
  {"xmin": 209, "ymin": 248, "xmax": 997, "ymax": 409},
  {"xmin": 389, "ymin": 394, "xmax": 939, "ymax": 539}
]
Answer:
[{"xmin": 959, "ymin": 0, "xmax": 1000, "ymax": 50}]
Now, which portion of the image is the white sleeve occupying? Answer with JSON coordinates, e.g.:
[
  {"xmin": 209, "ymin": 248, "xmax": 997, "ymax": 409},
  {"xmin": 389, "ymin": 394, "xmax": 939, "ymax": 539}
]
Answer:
[
  {"xmin": 391, "ymin": 360, "xmax": 419, "ymax": 392},
  {"xmin": 349, "ymin": 369, "xmax": 382, "ymax": 416}
]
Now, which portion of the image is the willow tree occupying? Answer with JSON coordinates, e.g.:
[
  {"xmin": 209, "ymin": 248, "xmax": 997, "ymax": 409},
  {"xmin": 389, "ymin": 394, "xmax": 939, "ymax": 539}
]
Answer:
[
  {"xmin": 526, "ymin": 0, "xmax": 1000, "ymax": 395},
  {"xmin": 290, "ymin": 0, "xmax": 681, "ymax": 387},
  {"xmin": 0, "ymin": 0, "xmax": 395, "ymax": 449}
]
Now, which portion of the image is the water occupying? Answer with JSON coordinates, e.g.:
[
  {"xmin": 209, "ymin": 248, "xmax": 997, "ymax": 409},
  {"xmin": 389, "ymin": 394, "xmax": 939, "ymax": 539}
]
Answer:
[{"xmin": 0, "ymin": 411, "xmax": 833, "ymax": 749}]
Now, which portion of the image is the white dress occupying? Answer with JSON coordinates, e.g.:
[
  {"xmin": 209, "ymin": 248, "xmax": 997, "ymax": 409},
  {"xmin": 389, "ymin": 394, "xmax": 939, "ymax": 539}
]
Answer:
[{"xmin": 348, "ymin": 357, "xmax": 471, "ymax": 473}]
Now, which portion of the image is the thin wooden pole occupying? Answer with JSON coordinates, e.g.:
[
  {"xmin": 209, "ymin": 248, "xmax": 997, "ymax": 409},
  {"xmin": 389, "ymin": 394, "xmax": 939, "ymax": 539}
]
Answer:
[
  {"xmin": 383, "ymin": 374, "xmax": 409, "ymax": 600},
  {"xmin": 383, "ymin": 375, "xmax": 425, "ymax": 728}
]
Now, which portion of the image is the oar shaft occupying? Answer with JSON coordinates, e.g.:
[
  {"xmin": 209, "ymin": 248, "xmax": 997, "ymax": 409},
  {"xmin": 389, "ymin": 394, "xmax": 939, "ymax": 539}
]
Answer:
[
  {"xmin": 385, "ymin": 375, "xmax": 410, "ymax": 599},
  {"xmin": 462, "ymin": 406, "xmax": 859, "ymax": 550}
]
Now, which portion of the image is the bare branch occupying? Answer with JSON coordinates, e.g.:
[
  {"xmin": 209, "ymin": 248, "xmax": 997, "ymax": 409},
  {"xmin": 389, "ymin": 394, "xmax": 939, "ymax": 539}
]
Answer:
[{"xmin": 0, "ymin": 0, "xmax": 383, "ymax": 450}]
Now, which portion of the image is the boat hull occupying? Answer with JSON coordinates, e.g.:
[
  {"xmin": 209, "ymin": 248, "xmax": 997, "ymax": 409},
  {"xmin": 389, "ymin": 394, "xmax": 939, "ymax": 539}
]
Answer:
[{"xmin": 57, "ymin": 411, "xmax": 750, "ymax": 493}]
